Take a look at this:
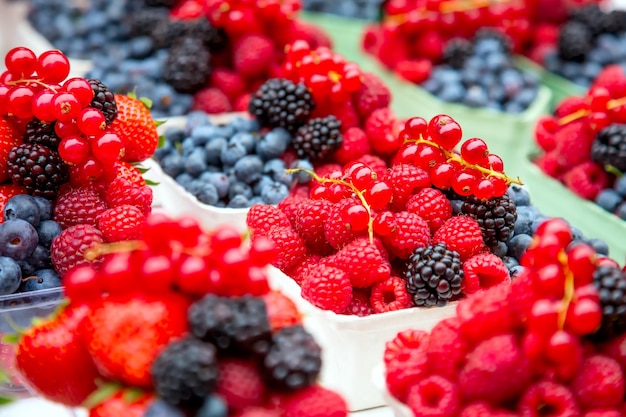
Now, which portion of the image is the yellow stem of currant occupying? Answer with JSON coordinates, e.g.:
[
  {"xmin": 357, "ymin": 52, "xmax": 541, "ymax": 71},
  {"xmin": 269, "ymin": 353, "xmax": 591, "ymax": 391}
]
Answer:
[
  {"xmin": 557, "ymin": 250, "xmax": 576, "ymax": 330},
  {"xmin": 404, "ymin": 136, "xmax": 524, "ymax": 186},
  {"xmin": 83, "ymin": 241, "xmax": 144, "ymax": 261},
  {"xmin": 384, "ymin": 0, "xmax": 512, "ymax": 23},
  {"xmin": 285, "ymin": 168, "xmax": 375, "ymax": 244},
  {"xmin": 559, "ymin": 96, "xmax": 626, "ymax": 126},
  {"xmin": 7, "ymin": 78, "xmax": 59, "ymax": 93}
]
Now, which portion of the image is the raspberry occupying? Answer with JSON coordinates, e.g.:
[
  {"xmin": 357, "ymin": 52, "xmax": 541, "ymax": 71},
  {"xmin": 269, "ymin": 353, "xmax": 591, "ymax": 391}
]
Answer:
[
  {"xmin": 246, "ymin": 204, "xmax": 291, "ymax": 237},
  {"xmin": 571, "ymin": 355, "xmax": 624, "ymax": 409},
  {"xmin": 290, "ymin": 255, "xmax": 321, "ymax": 286},
  {"xmin": 383, "ymin": 164, "xmax": 431, "ymax": 211},
  {"xmin": 406, "ymin": 375, "xmax": 460, "ymax": 417},
  {"xmin": 563, "ymin": 161, "xmax": 608, "ymax": 200},
  {"xmin": 284, "ymin": 20, "xmax": 332, "ymax": 50},
  {"xmin": 334, "ymin": 237, "xmax": 391, "ymax": 288},
  {"xmin": 354, "ymin": 154, "xmax": 388, "ymax": 178},
  {"xmin": 394, "ymin": 59, "xmax": 432, "ymax": 84},
  {"xmin": 192, "ymin": 87, "xmax": 232, "ymax": 114},
  {"xmin": 233, "ymin": 34, "xmax": 274, "ymax": 80},
  {"xmin": 382, "ymin": 211, "xmax": 430, "ymax": 259},
  {"xmin": 427, "ymin": 317, "xmax": 469, "ymax": 380},
  {"xmin": 518, "ymin": 381, "xmax": 580, "ymax": 417},
  {"xmin": 282, "ymin": 385, "xmax": 348, "ymax": 417},
  {"xmin": 53, "ymin": 187, "xmax": 107, "ymax": 229},
  {"xmin": 105, "ymin": 178, "xmax": 153, "ymax": 215},
  {"xmin": 235, "ymin": 408, "xmax": 280, "ymax": 417},
  {"xmin": 554, "ymin": 96, "xmax": 588, "ymax": 119},
  {"xmin": 332, "ymin": 127, "xmax": 371, "ymax": 166},
  {"xmin": 50, "ymin": 224, "xmax": 105, "ymax": 275},
  {"xmin": 293, "ymin": 199, "xmax": 334, "ymax": 256},
  {"xmin": 234, "ymin": 94, "xmax": 251, "ymax": 112},
  {"xmin": 262, "ymin": 290, "xmax": 302, "ymax": 331},
  {"xmin": 96, "ymin": 205, "xmax": 145, "ymax": 243},
  {"xmin": 534, "ymin": 151, "xmax": 568, "ymax": 178},
  {"xmin": 433, "ymin": 216, "xmax": 484, "ymax": 261},
  {"xmin": 462, "ymin": 253, "xmax": 510, "ymax": 295},
  {"xmin": 456, "ymin": 284, "xmax": 515, "ymax": 343},
  {"xmin": 209, "ymin": 68, "xmax": 246, "ymax": 102},
  {"xmin": 323, "ymin": 198, "xmax": 367, "ymax": 250},
  {"xmin": 600, "ymin": 333, "xmax": 626, "ymax": 370},
  {"xmin": 370, "ymin": 276, "xmax": 413, "ymax": 313},
  {"xmin": 384, "ymin": 330, "xmax": 429, "ymax": 401},
  {"xmin": 353, "ymin": 72, "xmax": 391, "ymax": 120},
  {"xmin": 301, "ymin": 264, "xmax": 352, "ymax": 313},
  {"xmin": 328, "ymin": 99, "xmax": 359, "ymax": 131},
  {"xmin": 341, "ymin": 289, "xmax": 374, "ymax": 316},
  {"xmin": 99, "ymin": 161, "xmax": 146, "ymax": 188},
  {"xmin": 406, "ymin": 188, "xmax": 453, "ymax": 233},
  {"xmin": 315, "ymin": 163, "xmax": 342, "ymax": 179},
  {"xmin": 459, "ymin": 334, "xmax": 532, "ymax": 405},
  {"xmin": 365, "ymin": 107, "xmax": 400, "ymax": 156},
  {"xmin": 534, "ymin": 115, "xmax": 559, "ymax": 152},
  {"xmin": 554, "ymin": 121, "xmax": 594, "ymax": 168},
  {"xmin": 266, "ymin": 226, "xmax": 307, "ymax": 273},
  {"xmin": 384, "ymin": 329, "xmax": 429, "ymax": 365},
  {"xmin": 459, "ymin": 402, "xmax": 520, "ymax": 417},
  {"xmin": 592, "ymin": 65, "xmax": 626, "ymax": 98},
  {"xmin": 215, "ymin": 358, "xmax": 266, "ymax": 411}
]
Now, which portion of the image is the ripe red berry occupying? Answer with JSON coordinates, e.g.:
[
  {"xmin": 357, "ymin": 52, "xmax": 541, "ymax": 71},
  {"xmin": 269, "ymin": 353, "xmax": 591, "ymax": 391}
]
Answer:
[
  {"xmin": 77, "ymin": 107, "xmax": 106, "ymax": 137},
  {"xmin": 404, "ymin": 116, "xmax": 428, "ymax": 138},
  {"xmin": 460, "ymin": 137, "xmax": 489, "ymax": 165},
  {"xmin": 63, "ymin": 77, "xmax": 93, "ymax": 107},
  {"xmin": 92, "ymin": 132, "xmax": 123, "ymax": 164},
  {"xmin": 32, "ymin": 90, "xmax": 56, "ymax": 122},
  {"xmin": 7, "ymin": 86, "xmax": 34, "ymax": 119},
  {"xmin": 58, "ymin": 135, "xmax": 90, "ymax": 165},
  {"xmin": 5, "ymin": 47, "xmax": 37, "ymax": 77},
  {"xmin": 427, "ymin": 114, "xmax": 462, "ymax": 150},
  {"xmin": 53, "ymin": 92, "xmax": 81, "ymax": 122},
  {"xmin": 37, "ymin": 50, "xmax": 71, "ymax": 84}
]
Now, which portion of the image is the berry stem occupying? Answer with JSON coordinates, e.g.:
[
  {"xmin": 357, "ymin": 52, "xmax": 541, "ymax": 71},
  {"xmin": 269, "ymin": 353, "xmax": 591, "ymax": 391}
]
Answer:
[
  {"xmin": 558, "ymin": 96, "xmax": 626, "ymax": 126},
  {"xmin": 404, "ymin": 136, "xmax": 524, "ymax": 185},
  {"xmin": 285, "ymin": 168, "xmax": 375, "ymax": 244},
  {"xmin": 84, "ymin": 241, "xmax": 145, "ymax": 261},
  {"xmin": 557, "ymin": 250, "xmax": 576, "ymax": 330},
  {"xmin": 7, "ymin": 78, "xmax": 59, "ymax": 93}
]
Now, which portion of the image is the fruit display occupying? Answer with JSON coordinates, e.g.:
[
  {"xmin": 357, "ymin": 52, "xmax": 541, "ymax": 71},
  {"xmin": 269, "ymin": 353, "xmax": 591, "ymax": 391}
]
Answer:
[
  {"xmin": 381, "ymin": 218, "xmax": 626, "ymax": 416},
  {"xmin": 302, "ymin": 0, "xmax": 384, "ymax": 20},
  {"xmin": 11, "ymin": 213, "xmax": 349, "ymax": 416}
]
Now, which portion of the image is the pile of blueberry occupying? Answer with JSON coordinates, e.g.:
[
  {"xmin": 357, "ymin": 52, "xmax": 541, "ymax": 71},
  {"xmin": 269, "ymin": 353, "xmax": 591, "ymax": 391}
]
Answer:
[
  {"xmin": 155, "ymin": 112, "xmax": 312, "ymax": 209},
  {"xmin": 0, "ymin": 195, "xmax": 62, "ymax": 296},
  {"xmin": 302, "ymin": 0, "xmax": 384, "ymax": 21},
  {"xmin": 595, "ymin": 175, "xmax": 626, "ymax": 220}
]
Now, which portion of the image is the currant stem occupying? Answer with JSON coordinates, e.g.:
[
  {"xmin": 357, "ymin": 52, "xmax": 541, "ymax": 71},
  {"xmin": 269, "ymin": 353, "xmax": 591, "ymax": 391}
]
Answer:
[
  {"xmin": 558, "ymin": 96, "xmax": 626, "ymax": 126},
  {"xmin": 404, "ymin": 136, "xmax": 524, "ymax": 185},
  {"xmin": 285, "ymin": 168, "xmax": 375, "ymax": 244},
  {"xmin": 557, "ymin": 250, "xmax": 575, "ymax": 330},
  {"xmin": 7, "ymin": 78, "xmax": 58, "ymax": 93},
  {"xmin": 84, "ymin": 240, "xmax": 145, "ymax": 261}
]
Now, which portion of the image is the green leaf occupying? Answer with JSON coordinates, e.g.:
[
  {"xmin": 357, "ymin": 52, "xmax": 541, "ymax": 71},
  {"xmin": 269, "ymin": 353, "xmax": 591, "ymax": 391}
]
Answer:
[
  {"xmin": 139, "ymin": 97, "xmax": 153, "ymax": 110},
  {"xmin": 157, "ymin": 134, "xmax": 166, "ymax": 149},
  {"xmin": 154, "ymin": 119, "xmax": 167, "ymax": 127},
  {"xmin": 2, "ymin": 334, "xmax": 20, "ymax": 345},
  {"xmin": 0, "ymin": 368, "xmax": 10, "ymax": 385},
  {"xmin": 127, "ymin": 89, "xmax": 137, "ymax": 100},
  {"xmin": 82, "ymin": 382, "xmax": 122, "ymax": 410},
  {"xmin": 605, "ymin": 164, "xmax": 623, "ymax": 178},
  {"xmin": 145, "ymin": 179, "xmax": 160, "ymax": 187},
  {"xmin": 0, "ymin": 396, "xmax": 14, "ymax": 405},
  {"xmin": 133, "ymin": 165, "xmax": 150, "ymax": 174},
  {"xmin": 121, "ymin": 388, "xmax": 145, "ymax": 404}
]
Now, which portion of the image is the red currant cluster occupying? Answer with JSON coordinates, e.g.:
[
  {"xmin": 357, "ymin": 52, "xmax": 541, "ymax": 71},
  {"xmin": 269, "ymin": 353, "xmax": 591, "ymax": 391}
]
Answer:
[
  {"xmin": 65, "ymin": 213, "xmax": 277, "ymax": 303},
  {"xmin": 395, "ymin": 114, "xmax": 522, "ymax": 200},
  {"xmin": 281, "ymin": 40, "xmax": 363, "ymax": 105},
  {"xmin": 206, "ymin": 0, "xmax": 301, "ymax": 37},
  {"xmin": 0, "ymin": 47, "xmax": 123, "ymax": 177}
]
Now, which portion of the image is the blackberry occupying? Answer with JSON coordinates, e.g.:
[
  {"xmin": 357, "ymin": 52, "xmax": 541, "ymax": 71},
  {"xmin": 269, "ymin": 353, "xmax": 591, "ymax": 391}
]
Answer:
[
  {"xmin": 23, "ymin": 119, "xmax": 61, "ymax": 150},
  {"xmin": 188, "ymin": 295, "xmax": 272, "ymax": 356},
  {"xmin": 591, "ymin": 123, "xmax": 626, "ymax": 172},
  {"xmin": 606, "ymin": 10, "xmax": 626, "ymax": 34},
  {"xmin": 592, "ymin": 266, "xmax": 626, "ymax": 340},
  {"xmin": 292, "ymin": 115, "xmax": 342, "ymax": 161},
  {"xmin": 126, "ymin": 7, "xmax": 169, "ymax": 37},
  {"xmin": 442, "ymin": 38, "xmax": 473, "ymax": 69},
  {"xmin": 7, "ymin": 144, "xmax": 69, "ymax": 200},
  {"xmin": 151, "ymin": 17, "xmax": 227, "ymax": 52},
  {"xmin": 151, "ymin": 338, "xmax": 219, "ymax": 407},
  {"xmin": 558, "ymin": 22, "xmax": 593, "ymax": 61},
  {"xmin": 473, "ymin": 28, "xmax": 512, "ymax": 54},
  {"xmin": 249, "ymin": 78, "xmax": 315, "ymax": 133},
  {"xmin": 163, "ymin": 37, "xmax": 211, "ymax": 94},
  {"xmin": 145, "ymin": 0, "xmax": 177, "ymax": 7},
  {"xmin": 570, "ymin": 4, "xmax": 609, "ymax": 37},
  {"xmin": 461, "ymin": 194, "xmax": 517, "ymax": 251},
  {"xmin": 404, "ymin": 243, "xmax": 464, "ymax": 307},
  {"xmin": 261, "ymin": 325, "xmax": 321, "ymax": 391},
  {"xmin": 87, "ymin": 79, "xmax": 118, "ymax": 125}
]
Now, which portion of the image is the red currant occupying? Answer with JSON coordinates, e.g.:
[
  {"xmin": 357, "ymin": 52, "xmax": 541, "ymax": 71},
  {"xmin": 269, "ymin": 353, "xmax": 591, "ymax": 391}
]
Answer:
[
  {"xmin": 395, "ymin": 143, "xmax": 419, "ymax": 165},
  {"xmin": 427, "ymin": 114, "xmax": 463, "ymax": 150},
  {"xmin": 430, "ymin": 162, "xmax": 458, "ymax": 189},
  {"xmin": 351, "ymin": 166, "xmax": 377, "ymax": 191},
  {"xmin": 53, "ymin": 92, "xmax": 82, "ymax": 122},
  {"xmin": 63, "ymin": 265, "xmax": 102, "ymax": 303},
  {"xmin": 0, "ymin": 84, "xmax": 8, "ymax": 115},
  {"xmin": 414, "ymin": 143, "xmax": 446, "ymax": 170},
  {"xmin": 211, "ymin": 224, "xmax": 243, "ymax": 254},
  {"xmin": 77, "ymin": 107, "xmax": 106, "ymax": 137},
  {"xmin": 527, "ymin": 299, "xmax": 559, "ymax": 336},
  {"xmin": 364, "ymin": 181, "xmax": 392, "ymax": 210},
  {"xmin": 342, "ymin": 161, "xmax": 366, "ymax": 179},
  {"xmin": 343, "ymin": 203, "xmax": 369, "ymax": 231},
  {"xmin": 404, "ymin": 116, "xmax": 428, "ymax": 138},
  {"xmin": 567, "ymin": 243, "xmax": 597, "ymax": 286},
  {"xmin": 55, "ymin": 120, "xmax": 81, "ymax": 137},
  {"xmin": 31, "ymin": 90, "xmax": 56, "ymax": 122},
  {"xmin": 546, "ymin": 330, "xmax": 579, "ymax": 365},
  {"xmin": 373, "ymin": 211, "xmax": 396, "ymax": 236},
  {"xmin": 451, "ymin": 169, "xmax": 477, "ymax": 196},
  {"xmin": 141, "ymin": 254, "xmax": 175, "ymax": 294},
  {"xmin": 489, "ymin": 177, "xmax": 509, "ymax": 197},
  {"xmin": 176, "ymin": 255, "xmax": 213, "ymax": 295},
  {"xmin": 249, "ymin": 236, "xmax": 278, "ymax": 266},
  {"xmin": 37, "ymin": 50, "xmax": 71, "ymax": 84},
  {"xmin": 58, "ymin": 135, "xmax": 91, "ymax": 165},
  {"xmin": 460, "ymin": 137, "xmax": 489, "ymax": 165},
  {"xmin": 588, "ymin": 86, "xmax": 610, "ymax": 112},
  {"xmin": 0, "ymin": 71, "xmax": 15, "ymax": 84},
  {"xmin": 534, "ymin": 218, "xmax": 572, "ymax": 248},
  {"xmin": 7, "ymin": 86, "xmax": 34, "ymax": 119},
  {"xmin": 565, "ymin": 298, "xmax": 602, "ymax": 336},
  {"xmin": 92, "ymin": 132, "xmax": 123, "ymax": 164},
  {"xmin": 533, "ymin": 263, "xmax": 565, "ymax": 299},
  {"xmin": 485, "ymin": 153, "xmax": 504, "ymax": 172},
  {"xmin": 473, "ymin": 178, "xmax": 495, "ymax": 200},
  {"xmin": 63, "ymin": 77, "xmax": 94, "ymax": 107},
  {"xmin": 100, "ymin": 252, "xmax": 140, "ymax": 294},
  {"xmin": 5, "ymin": 47, "xmax": 37, "ymax": 77},
  {"xmin": 73, "ymin": 158, "xmax": 103, "ymax": 182}
]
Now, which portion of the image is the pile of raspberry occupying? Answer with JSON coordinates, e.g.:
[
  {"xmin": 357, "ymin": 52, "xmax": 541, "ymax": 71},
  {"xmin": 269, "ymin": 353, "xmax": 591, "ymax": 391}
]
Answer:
[
  {"xmin": 534, "ymin": 65, "xmax": 626, "ymax": 206},
  {"xmin": 383, "ymin": 218, "xmax": 626, "ymax": 416},
  {"xmin": 247, "ymin": 114, "xmax": 521, "ymax": 315}
]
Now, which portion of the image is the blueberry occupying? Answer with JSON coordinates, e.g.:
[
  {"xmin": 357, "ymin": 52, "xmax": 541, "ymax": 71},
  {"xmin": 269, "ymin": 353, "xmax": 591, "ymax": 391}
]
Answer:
[
  {"xmin": 571, "ymin": 226, "xmax": 584, "ymax": 242},
  {"xmin": 37, "ymin": 220, "xmax": 62, "ymax": 249},
  {"xmin": 513, "ymin": 214, "xmax": 533, "ymax": 237},
  {"xmin": 195, "ymin": 395, "xmax": 228, "ymax": 417},
  {"xmin": 516, "ymin": 88, "xmax": 537, "ymax": 109},
  {"xmin": 256, "ymin": 129, "xmax": 291, "ymax": 160},
  {"xmin": 0, "ymin": 219, "xmax": 39, "ymax": 261},
  {"xmin": 185, "ymin": 111, "xmax": 212, "ymax": 135},
  {"xmin": 509, "ymin": 265, "xmax": 526, "ymax": 279},
  {"xmin": 128, "ymin": 36, "xmax": 154, "ymax": 59},
  {"xmin": 614, "ymin": 175, "xmax": 626, "ymax": 196},
  {"xmin": 234, "ymin": 155, "xmax": 264, "ymax": 184},
  {"xmin": 221, "ymin": 142, "xmax": 247, "ymax": 166},
  {"xmin": 18, "ymin": 260, "xmax": 36, "ymax": 278},
  {"xmin": 185, "ymin": 148, "xmax": 209, "ymax": 177},
  {"xmin": 33, "ymin": 196, "xmax": 53, "ymax": 221},
  {"xmin": 229, "ymin": 117, "xmax": 260, "ymax": 133},
  {"xmin": 4, "ymin": 195, "xmax": 41, "ymax": 227},
  {"xmin": 161, "ymin": 153, "xmax": 185, "ymax": 178},
  {"xmin": 176, "ymin": 173, "xmax": 195, "ymax": 189},
  {"xmin": 263, "ymin": 158, "xmax": 287, "ymax": 178},
  {"xmin": 0, "ymin": 257, "xmax": 21, "ymax": 295},
  {"xmin": 584, "ymin": 238, "xmax": 610, "ymax": 256},
  {"xmin": 450, "ymin": 199, "xmax": 464, "ymax": 215},
  {"xmin": 507, "ymin": 234, "xmax": 533, "ymax": 261},
  {"xmin": 503, "ymin": 101, "xmax": 525, "ymax": 114},
  {"xmin": 289, "ymin": 159, "xmax": 314, "ymax": 183},
  {"xmin": 261, "ymin": 181, "xmax": 289, "ymax": 205},
  {"xmin": 438, "ymin": 83, "xmax": 465, "ymax": 103},
  {"xmin": 531, "ymin": 216, "xmax": 549, "ymax": 234},
  {"xmin": 181, "ymin": 137, "xmax": 197, "ymax": 156},
  {"xmin": 229, "ymin": 132, "xmax": 256, "ymax": 153},
  {"xmin": 616, "ymin": 202, "xmax": 626, "ymax": 220},
  {"xmin": 421, "ymin": 78, "xmax": 441, "ymax": 94},
  {"xmin": 502, "ymin": 256, "xmax": 519, "ymax": 270},
  {"xmin": 192, "ymin": 125, "xmax": 223, "ymax": 146},
  {"xmin": 595, "ymin": 189, "xmax": 623, "ymax": 212},
  {"xmin": 507, "ymin": 185, "xmax": 531, "ymax": 207},
  {"xmin": 463, "ymin": 86, "xmax": 488, "ymax": 107},
  {"xmin": 144, "ymin": 399, "xmax": 185, "ymax": 417},
  {"xmin": 205, "ymin": 138, "xmax": 228, "ymax": 166},
  {"xmin": 227, "ymin": 195, "xmax": 251, "ymax": 209},
  {"xmin": 229, "ymin": 182, "xmax": 253, "ymax": 200},
  {"xmin": 200, "ymin": 172, "xmax": 230, "ymax": 199},
  {"xmin": 19, "ymin": 269, "xmax": 61, "ymax": 292},
  {"xmin": 485, "ymin": 52, "xmax": 508, "ymax": 72},
  {"xmin": 491, "ymin": 241, "xmax": 508, "ymax": 258},
  {"xmin": 25, "ymin": 245, "xmax": 52, "ymax": 271},
  {"xmin": 195, "ymin": 183, "xmax": 219, "ymax": 206},
  {"xmin": 252, "ymin": 175, "xmax": 274, "ymax": 195}
]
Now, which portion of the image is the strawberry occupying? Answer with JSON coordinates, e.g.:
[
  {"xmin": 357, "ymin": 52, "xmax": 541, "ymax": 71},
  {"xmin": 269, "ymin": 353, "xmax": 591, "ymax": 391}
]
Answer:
[
  {"xmin": 89, "ymin": 391, "xmax": 153, "ymax": 417},
  {"xmin": 0, "ymin": 184, "xmax": 27, "ymax": 223},
  {"xmin": 109, "ymin": 94, "xmax": 159, "ymax": 163},
  {"xmin": 0, "ymin": 116, "xmax": 22, "ymax": 183},
  {"xmin": 15, "ymin": 304, "xmax": 100, "ymax": 406},
  {"xmin": 81, "ymin": 293, "xmax": 190, "ymax": 388}
]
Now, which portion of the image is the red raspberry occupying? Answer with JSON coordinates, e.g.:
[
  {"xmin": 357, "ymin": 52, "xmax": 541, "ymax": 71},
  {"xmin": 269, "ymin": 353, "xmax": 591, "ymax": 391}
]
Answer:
[
  {"xmin": 462, "ymin": 253, "xmax": 510, "ymax": 295},
  {"xmin": 554, "ymin": 121, "xmax": 593, "ymax": 168},
  {"xmin": 301, "ymin": 264, "xmax": 352, "ymax": 313},
  {"xmin": 282, "ymin": 385, "xmax": 348, "ymax": 417},
  {"xmin": 234, "ymin": 93, "xmax": 251, "ymax": 112},
  {"xmin": 406, "ymin": 188, "xmax": 453, "ymax": 233},
  {"xmin": 283, "ymin": 20, "xmax": 332, "ymax": 50},
  {"xmin": 459, "ymin": 333, "xmax": 532, "ymax": 405},
  {"xmin": 426, "ymin": 317, "xmax": 469, "ymax": 380},
  {"xmin": 105, "ymin": 177, "xmax": 152, "ymax": 215},
  {"xmin": 234, "ymin": 408, "xmax": 280, "ymax": 417},
  {"xmin": 246, "ymin": 204, "xmax": 290, "ymax": 237},
  {"xmin": 365, "ymin": 107, "xmax": 401, "ymax": 156},
  {"xmin": 54, "ymin": 187, "xmax": 107, "ymax": 229},
  {"xmin": 98, "ymin": 160, "xmax": 147, "ymax": 188},
  {"xmin": 354, "ymin": 154, "xmax": 388, "ymax": 178},
  {"xmin": 554, "ymin": 96, "xmax": 588, "ymax": 119},
  {"xmin": 459, "ymin": 402, "xmax": 519, "ymax": 417},
  {"xmin": 370, "ymin": 275, "xmax": 413, "ymax": 313},
  {"xmin": 456, "ymin": 284, "xmax": 515, "ymax": 343},
  {"xmin": 375, "ymin": 27, "xmax": 410, "ymax": 69},
  {"xmin": 324, "ymin": 198, "xmax": 367, "ymax": 250},
  {"xmin": 233, "ymin": 34, "xmax": 274, "ymax": 80},
  {"xmin": 600, "ymin": 333, "xmax": 626, "ymax": 370},
  {"xmin": 563, "ymin": 161, "xmax": 608, "ymax": 200},
  {"xmin": 334, "ymin": 237, "xmax": 391, "ymax": 288},
  {"xmin": 519, "ymin": 381, "xmax": 580, "ymax": 417},
  {"xmin": 50, "ymin": 224, "xmax": 105, "ymax": 275},
  {"xmin": 294, "ymin": 199, "xmax": 334, "ymax": 256},
  {"xmin": 266, "ymin": 226, "xmax": 307, "ymax": 273},
  {"xmin": 192, "ymin": 87, "xmax": 232, "ymax": 114},
  {"xmin": 571, "ymin": 355, "xmax": 624, "ymax": 410},
  {"xmin": 277, "ymin": 195, "xmax": 305, "ymax": 229},
  {"xmin": 394, "ymin": 59, "xmax": 432, "ymax": 84},
  {"xmin": 383, "ymin": 164, "xmax": 431, "ymax": 211},
  {"xmin": 96, "ymin": 205, "xmax": 145, "ymax": 243},
  {"xmin": 290, "ymin": 255, "xmax": 321, "ymax": 286},
  {"xmin": 209, "ymin": 68, "xmax": 246, "ymax": 102},
  {"xmin": 333, "ymin": 127, "xmax": 371, "ymax": 166},
  {"xmin": 384, "ymin": 329, "xmax": 429, "ymax": 401},
  {"xmin": 406, "ymin": 375, "xmax": 460, "ymax": 417},
  {"xmin": 592, "ymin": 65, "xmax": 626, "ymax": 98},
  {"xmin": 353, "ymin": 72, "xmax": 391, "ymax": 120},
  {"xmin": 216, "ymin": 358, "xmax": 266, "ymax": 411},
  {"xmin": 315, "ymin": 163, "xmax": 343, "ymax": 179},
  {"xmin": 341, "ymin": 289, "xmax": 374, "ymax": 316},
  {"xmin": 534, "ymin": 115, "xmax": 559, "ymax": 152},
  {"xmin": 381, "ymin": 211, "xmax": 430, "ymax": 259},
  {"xmin": 433, "ymin": 216, "xmax": 484, "ymax": 261},
  {"xmin": 328, "ymin": 99, "xmax": 359, "ymax": 131},
  {"xmin": 534, "ymin": 151, "xmax": 568, "ymax": 178}
]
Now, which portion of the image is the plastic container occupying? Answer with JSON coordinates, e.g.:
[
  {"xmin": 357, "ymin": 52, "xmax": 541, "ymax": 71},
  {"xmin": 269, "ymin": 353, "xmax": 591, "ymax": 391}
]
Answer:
[
  {"xmin": 268, "ymin": 267, "xmax": 456, "ymax": 412},
  {"xmin": 371, "ymin": 365, "xmax": 412, "ymax": 417}
]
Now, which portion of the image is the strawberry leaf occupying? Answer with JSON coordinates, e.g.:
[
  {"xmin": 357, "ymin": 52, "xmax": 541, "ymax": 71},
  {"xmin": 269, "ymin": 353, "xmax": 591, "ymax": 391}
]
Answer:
[
  {"xmin": 139, "ymin": 97, "xmax": 153, "ymax": 109},
  {"xmin": 154, "ymin": 119, "xmax": 167, "ymax": 128},
  {"xmin": 82, "ymin": 382, "xmax": 123, "ymax": 409},
  {"xmin": 145, "ymin": 179, "xmax": 160, "ymax": 187},
  {"xmin": 127, "ymin": 90, "xmax": 138, "ymax": 100},
  {"xmin": 0, "ymin": 396, "xmax": 14, "ymax": 405},
  {"xmin": 121, "ymin": 387, "xmax": 145, "ymax": 404},
  {"xmin": 157, "ymin": 134, "xmax": 166, "ymax": 149},
  {"xmin": 133, "ymin": 164, "xmax": 150, "ymax": 175}
]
